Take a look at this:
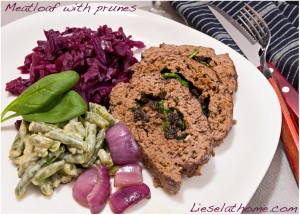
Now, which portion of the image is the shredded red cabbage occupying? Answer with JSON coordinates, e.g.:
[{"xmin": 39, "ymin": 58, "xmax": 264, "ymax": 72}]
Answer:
[{"xmin": 6, "ymin": 25, "xmax": 145, "ymax": 107}]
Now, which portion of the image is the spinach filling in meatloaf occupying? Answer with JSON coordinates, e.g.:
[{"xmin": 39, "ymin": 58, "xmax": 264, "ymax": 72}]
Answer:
[
  {"xmin": 131, "ymin": 93, "xmax": 187, "ymax": 140},
  {"xmin": 109, "ymin": 44, "xmax": 237, "ymax": 194}
]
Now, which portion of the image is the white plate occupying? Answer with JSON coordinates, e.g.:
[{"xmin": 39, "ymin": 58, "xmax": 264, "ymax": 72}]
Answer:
[{"xmin": 1, "ymin": 3, "xmax": 281, "ymax": 214}]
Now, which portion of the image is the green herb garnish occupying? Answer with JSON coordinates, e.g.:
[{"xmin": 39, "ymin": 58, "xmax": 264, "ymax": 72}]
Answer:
[{"xmin": 188, "ymin": 49, "xmax": 199, "ymax": 59}]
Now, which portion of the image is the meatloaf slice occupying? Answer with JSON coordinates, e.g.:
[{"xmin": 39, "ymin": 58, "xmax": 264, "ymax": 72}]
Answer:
[
  {"xmin": 110, "ymin": 71, "xmax": 213, "ymax": 194},
  {"xmin": 130, "ymin": 53, "xmax": 234, "ymax": 145},
  {"xmin": 141, "ymin": 43, "xmax": 238, "ymax": 94}
]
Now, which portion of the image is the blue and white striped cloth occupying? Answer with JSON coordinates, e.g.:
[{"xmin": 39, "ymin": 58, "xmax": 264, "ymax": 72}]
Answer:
[{"xmin": 171, "ymin": 1, "xmax": 299, "ymax": 90}]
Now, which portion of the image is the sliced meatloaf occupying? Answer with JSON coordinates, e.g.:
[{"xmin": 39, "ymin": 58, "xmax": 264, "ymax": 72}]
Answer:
[
  {"xmin": 130, "ymin": 46, "xmax": 237, "ymax": 145},
  {"xmin": 110, "ymin": 71, "xmax": 213, "ymax": 194},
  {"xmin": 141, "ymin": 43, "xmax": 238, "ymax": 94}
]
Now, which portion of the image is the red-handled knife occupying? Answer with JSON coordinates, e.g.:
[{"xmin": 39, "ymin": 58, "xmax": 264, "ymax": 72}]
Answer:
[
  {"xmin": 258, "ymin": 62, "xmax": 299, "ymax": 126},
  {"xmin": 207, "ymin": 4, "xmax": 299, "ymax": 126}
]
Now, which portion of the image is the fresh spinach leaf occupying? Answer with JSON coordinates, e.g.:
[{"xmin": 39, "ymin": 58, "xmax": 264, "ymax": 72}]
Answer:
[
  {"xmin": 1, "ymin": 71, "xmax": 79, "ymax": 122},
  {"xmin": 22, "ymin": 90, "xmax": 87, "ymax": 123}
]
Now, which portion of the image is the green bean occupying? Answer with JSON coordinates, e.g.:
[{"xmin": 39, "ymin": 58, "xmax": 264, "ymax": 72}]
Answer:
[
  {"xmin": 49, "ymin": 141, "xmax": 61, "ymax": 152},
  {"xmin": 28, "ymin": 134, "xmax": 54, "ymax": 148},
  {"xmin": 9, "ymin": 121, "xmax": 29, "ymax": 159},
  {"xmin": 17, "ymin": 138, "xmax": 39, "ymax": 177},
  {"xmin": 68, "ymin": 147, "xmax": 83, "ymax": 154},
  {"xmin": 86, "ymin": 112, "xmax": 109, "ymax": 128},
  {"xmin": 34, "ymin": 147, "xmax": 48, "ymax": 154},
  {"xmin": 17, "ymin": 153, "xmax": 39, "ymax": 177},
  {"xmin": 73, "ymin": 122, "xmax": 86, "ymax": 139},
  {"xmin": 9, "ymin": 133, "xmax": 23, "ymax": 160},
  {"xmin": 39, "ymin": 178, "xmax": 54, "ymax": 196},
  {"xmin": 98, "ymin": 149, "xmax": 113, "ymax": 167},
  {"xmin": 15, "ymin": 147, "xmax": 64, "ymax": 198},
  {"xmin": 45, "ymin": 129, "xmax": 85, "ymax": 150},
  {"xmin": 50, "ymin": 173, "xmax": 62, "ymax": 188},
  {"xmin": 59, "ymin": 163, "xmax": 82, "ymax": 177},
  {"xmin": 84, "ymin": 128, "xmax": 105, "ymax": 167},
  {"xmin": 89, "ymin": 103, "xmax": 116, "ymax": 125},
  {"xmin": 63, "ymin": 121, "xmax": 85, "ymax": 140},
  {"xmin": 61, "ymin": 176, "xmax": 72, "ymax": 184},
  {"xmin": 29, "ymin": 122, "xmax": 57, "ymax": 133},
  {"xmin": 62, "ymin": 153, "xmax": 86, "ymax": 164},
  {"xmin": 68, "ymin": 147, "xmax": 78, "ymax": 155},
  {"xmin": 83, "ymin": 122, "xmax": 97, "ymax": 161},
  {"xmin": 19, "ymin": 120, "xmax": 29, "ymax": 138},
  {"xmin": 32, "ymin": 160, "xmax": 66, "ymax": 185},
  {"xmin": 34, "ymin": 147, "xmax": 48, "ymax": 158}
]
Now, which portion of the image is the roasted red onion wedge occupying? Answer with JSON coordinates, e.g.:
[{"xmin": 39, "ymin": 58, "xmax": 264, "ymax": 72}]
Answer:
[
  {"xmin": 73, "ymin": 165, "xmax": 111, "ymax": 213},
  {"xmin": 105, "ymin": 122, "xmax": 142, "ymax": 165},
  {"xmin": 72, "ymin": 168, "xmax": 98, "ymax": 207},
  {"xmin": 109, "ymin": 183, "xmax": 151, "ymax": 213},
  {"xmin": 114, "ymin": 164, "xmax": 143, "ymax": 187}
]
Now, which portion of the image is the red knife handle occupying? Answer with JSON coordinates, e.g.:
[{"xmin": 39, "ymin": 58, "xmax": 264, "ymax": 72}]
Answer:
[
  {"xmin": 258, "ymin": 62, "xmax": 299, "ymax": 125},
  {"xmin": 268, "ymin": 78, "xmax": 299, "ymax": 184}
]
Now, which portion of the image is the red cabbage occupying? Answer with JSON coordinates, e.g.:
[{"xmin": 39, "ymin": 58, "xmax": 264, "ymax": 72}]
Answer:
[{"xmin": 6, "ymin": 25, "xmax": 145, "ymax": 107}]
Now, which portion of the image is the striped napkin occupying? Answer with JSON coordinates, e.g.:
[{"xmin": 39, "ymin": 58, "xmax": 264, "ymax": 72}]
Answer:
[{"xmin": 171, "ymin": 1, "xmax": 299, "ymax": 90}]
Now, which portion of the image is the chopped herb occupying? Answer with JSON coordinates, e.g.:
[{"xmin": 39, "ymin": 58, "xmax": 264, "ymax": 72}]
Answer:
[
  {"xmin": 201, "ymin": 96, "xmax": 210, "ymax": 117},
  {"xmin": 188, "ymin": 49, "xmax": 199, "ymax": 59},
  {"xmin": 176, "ymin": 133, "xmax": 188, "ymax": 140},
  {"xmin": 161, "ymin": 121, "xmax": 171, "ymax": 131},
  {"xmin": 129, "ymin": 107, "xmax": 137, "ymax": 112},
  {"xmin": 157, "ymin": 100, "xmax": 165, "ymax": 114},
  {"xmin": 162, "ymin": 73, "xmax": 189, "ymax": 87},
  {"xmin": 177, "ymin": 118, "xmax": 186, "ymax": 131}
]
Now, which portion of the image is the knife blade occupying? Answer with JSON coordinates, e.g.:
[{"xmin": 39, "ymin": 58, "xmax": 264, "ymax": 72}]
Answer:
[
  {"xmin": 207, "ymin": 4, "xmax": 299, "ymax": 184},
  {"xmin": 207, "ymin": 4, "xmax": 299, "ymax": 125}
]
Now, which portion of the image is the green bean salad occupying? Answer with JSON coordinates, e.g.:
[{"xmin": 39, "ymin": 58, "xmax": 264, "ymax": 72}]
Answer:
[{"xmin": 10, "ymin": 103, "xmax": 117, "ymax": 199}]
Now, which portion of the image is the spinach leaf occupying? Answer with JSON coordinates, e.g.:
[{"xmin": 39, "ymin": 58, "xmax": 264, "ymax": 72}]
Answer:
[
  {"xmin": 1, "ymin": 71, "xmax": 79, "ymax": 122},
  {"xmin": 22, "ymin": 90, "xmax": 87, "ymax": 123},
  {"xmin": 201, "ymin": 96, "xmax": 210, "ymax": 118},
  {"xmin": 161, "ymin": 73, "xmax": 189, "ymax": 87}
]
